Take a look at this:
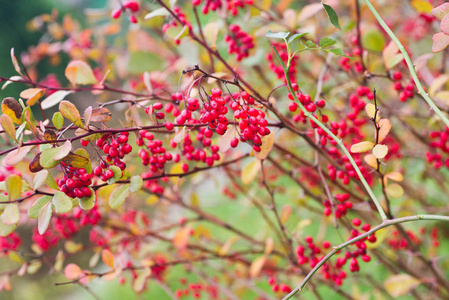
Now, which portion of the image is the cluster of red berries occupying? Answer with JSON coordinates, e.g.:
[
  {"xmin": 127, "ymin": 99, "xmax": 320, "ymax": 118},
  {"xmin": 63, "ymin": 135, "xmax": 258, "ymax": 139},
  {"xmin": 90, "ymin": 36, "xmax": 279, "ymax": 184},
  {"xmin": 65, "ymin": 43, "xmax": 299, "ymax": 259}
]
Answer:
[
  {"xmin": 89, "ymin": 228, "xmax": 108, "ymax": 247},
  {"xmin": 386, "ymin": 229, "xmax": 422, "ymax": 250},
  {"xmin": 267, "ymin": 277, "xmax": 292, "ymax": 294},
  {"xmin": 111, "ymin": 1, "xmax": 140, "ymax": 24},
  {"xmin": 176, "ymin": 134, "xmax": 220, "ymax": 167},
  {"xmin": 199, "ymin": 89, "xmax": 229, "ymax": 135},
  {"xmin": 32, "ymin": 228, "xmax": 59, "ymax": 251},
  {"xmin": 323, "ymin": 193, "xmax": 353, "ymax": 218},
  {"xmin": 267, "ymin": 42, "xmax": 298, "ymax": 82},
  {"xmin": 192, "ymin": 0, "xmax": 253, "ymax": 16},
  {"xmin": 175, "ymin": 279, "xmax": 219, "ymax": 298},
  {"xmin": 162, "ymin": 6, "xmax": 192, "ymax": 44},
  {"xmin": 0, "ymin": 232, "xmax": 21, "ymax": 254},
  {"xmin": 230, "ymin": 92, "xmax": 270, "ymax": 152},
  {"xmin": 137, "ymin": 130, "xmax": 173, "ymax": 173},
  {"xmin": 392, "ymin": 71, "xmax": 415, "ymax": 102},
  {"xmin": 57, "ymin": 165, "xmax": 93, "ymax": 199},
  {"xmin": 225, "ymin": 24, "xmax": 255, "ymax": 61},
  {"xmin": 427, "ymin": 127, "xmax": 449, "ymax": 169},
  {"xmin": 93, "ymin": 132, "xmax": 132, "ymax": 180},
  {"xmin": 339, "ymin": 37, "xmax": 361, "ymax": 73}
]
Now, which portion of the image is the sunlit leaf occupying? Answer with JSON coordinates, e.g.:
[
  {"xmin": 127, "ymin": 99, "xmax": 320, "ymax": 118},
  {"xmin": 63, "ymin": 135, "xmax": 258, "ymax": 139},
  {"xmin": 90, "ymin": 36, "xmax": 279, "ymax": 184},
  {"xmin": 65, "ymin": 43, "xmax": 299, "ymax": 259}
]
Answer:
[
  {"xmin": 0, "ymin": 204, "xmax": 19, "ymax": 225},
  {"xmin": 6, "ymin": 174, "xmax": 22, "ymax": 201},
  {"xmin": 386, "ymin": 172, "xmax": 403, "ymax": 182},
  {"xmin": 28, "ymin": 196, "xmax": 52, "ymax": 219},
  {"xmin": 350, "ymin": 141, "xmax": 374, "ymax": 153},
  {"xmin": 54, "ymin": 140, "xmax": 72, "ymax": 161},
  {"xmin": 432, "ymin": 32, "xmax": 449, "ymax": 53},
  {"xmin": 101, "ymin": 249, "xmax": 114, "ymax": 269},
  {"xmin": 384, "ymin": 274, "xmax": 421, "ymax": 297},
  {"xmin": 41, "ymin": 90, "xmax": 73, "ymax": 110},
  {"xmin": 59, "ymin": 100, "xmax": 84, "ymax": 128},
  {"xmin": 173, "ymin": 226, "xmax": 191, "ymax": 250},
  {"xmin": 385, "ymin": 183, "xmax": 404, "ymax": 198},
  {"xmin": 33, "ymin": 170, "xmax": 49, "ymax": 190},
  {"xmin": 37, "ymin": 201, "xmax": 52, "ymax": 235},
  {"xmin": 52, "ymin": 191, "xmax": 73, "ymax": 214},
  {"xmin": 0, "ymin": 114, "xmax": 17, "ymax": 142},
  {"xmin": 372, "ymin": 144, "xmax": 388, "ymax": 159},
  {"xmin": 249, "ymin": 255, "xmax": 266, "ymax": 278},
  {"xmin": 64, "ymin": 263, "xmax": 83, "ymax": 280},
  {"xmin": 144, "ymin": 7, "xmax": 169, "ymax": 20},
  {"xmin": 129, "ymin": 176, "xmax": 143, "ymax": 193},
  {"xmin": 2, "ymin": 97, "xmax": 22, "ymax": 124},
  {"xmin": 362, "ymin": 30, "xmax": 385, "ymax": 52},
  {"xmin": 377, "ymin": 119, "xmax": 391, "ymax": 143},
  {"xmin": 65, "ymin": 60, "xmax": 97, "ymax": 86},
  {"xmin": 241, "ymin": 160, "xmax": 260, "ymax": 185},
  {"xmin": 4, "ymin": 146, "xmax": 32, "ymax": 167},
  {"xmin": 255, "ymin": 132, "xmax": 275, "ymax": 160},
  {"xmin": 109, "ymin": 184, "xmax": 130, "ymax": 209}
]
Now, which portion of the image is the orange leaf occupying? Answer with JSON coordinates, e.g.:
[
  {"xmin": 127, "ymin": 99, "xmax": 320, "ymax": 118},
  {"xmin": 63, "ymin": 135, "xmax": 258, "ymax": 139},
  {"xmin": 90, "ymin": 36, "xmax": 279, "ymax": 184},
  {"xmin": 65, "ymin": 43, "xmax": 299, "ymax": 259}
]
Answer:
[
  {"xmin": 65, "ymin": 60, "xmax": 97, "ymax": 86},
  {"xmin": 101, "ymin": 249, "xmax": 114, "ymax": 269},
  {"xmin": 64, "ymin": 263, "xmax": 82, "ymax": 280}
]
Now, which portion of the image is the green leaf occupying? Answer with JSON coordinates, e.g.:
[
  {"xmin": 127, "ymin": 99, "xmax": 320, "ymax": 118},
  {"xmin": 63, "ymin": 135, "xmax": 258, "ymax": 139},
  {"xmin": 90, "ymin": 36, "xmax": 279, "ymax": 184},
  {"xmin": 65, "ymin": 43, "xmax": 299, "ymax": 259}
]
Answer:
[
  {"xmin": 329, "ymin": 48, "xmax": 352, "ymax": 59},
  {"xmin": 28, "ymin": 196, "xmax": 52, "ymax": 219},
  {"xmin": 323, "ymin": 3, "xmax": 341, "ymax": 31},
  {"xmin": 46, "ymin": 173, "xmax": 59, "ymax": 190},
  {"xmin": 362, "ymin": 30, "xmax": 385, "ymax": 52},
  {"xmin": 52, "ymin": 112, "xmax": 64, "ymax": 130},
  {"xmin": 266, "ymin": 31, "xmax": 289, "ymax": 39},
  {"xmin": 319, "ymin": 37, "xmax": 337, "ymax": 48},
  {"xmin": 54, "ymin": 140, "xmax": 72, "ymax": 161},
  {"xmin": 0, "ymin": 221, "xmax": 16, "ymax": 237},
  {"xmin": 6, "ymin": 174, "xmax": 22, "ymax": 201},
  {"xmin": 40, "ymin": 147, "xmax": 63, "ymax": 168},
  {"xmin": 304, "ymin": 40, "xmax": 317, "ymax": 48},
  {"xmin": 108, "ymin": 166, "xmax": 123, "ymax": 185},
  {"xmin": 287, "ymin": 33, "xmax": 308, "ymax": 44},
  {"xmin": 0, "ymin": 204, "xmax": 19, "ymax": 225},
  {"xmin": 130, "ymin": 176, "xmax": 143, "ymax": 193},
  {"xmin": 78, "ymin": 187, "xmax": 95, "ymax": 210},
  {"xmin": 109, "ymin": 184, "xmax": 131, "ymax": 209},
  {"xmin": 38, "ymin": 201, "xmax": 53, "ymax": 235},
  {"xmin": 52, "ymin": 192, "xmax": 73, "ymax": 214},
  {"xmin": 16, "ymin": 122, "xmax": 26, "ymax": 141}
]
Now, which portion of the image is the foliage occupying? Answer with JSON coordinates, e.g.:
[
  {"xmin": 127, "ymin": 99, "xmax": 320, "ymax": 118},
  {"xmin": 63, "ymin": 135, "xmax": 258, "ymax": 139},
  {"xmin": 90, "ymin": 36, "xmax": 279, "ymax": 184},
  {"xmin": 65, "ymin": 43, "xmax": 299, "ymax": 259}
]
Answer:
[{"xmin": 1, "ymin": 0, "xmax": 449, "ymax": 299}]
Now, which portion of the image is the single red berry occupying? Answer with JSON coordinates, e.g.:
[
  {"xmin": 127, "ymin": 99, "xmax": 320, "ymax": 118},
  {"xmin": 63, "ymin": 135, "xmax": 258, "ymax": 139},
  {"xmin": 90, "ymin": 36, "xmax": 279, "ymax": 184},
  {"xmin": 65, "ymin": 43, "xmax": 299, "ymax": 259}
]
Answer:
[{"xmin": 111, "ymin": 8, "xmax": 121, "ymax": 19}]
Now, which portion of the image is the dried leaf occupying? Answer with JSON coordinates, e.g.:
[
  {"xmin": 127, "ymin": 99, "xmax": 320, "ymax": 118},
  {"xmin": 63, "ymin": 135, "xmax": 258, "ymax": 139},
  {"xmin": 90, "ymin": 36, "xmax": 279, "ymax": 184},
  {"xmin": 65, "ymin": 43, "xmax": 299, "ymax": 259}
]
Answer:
[
  {"xmin": 90, "ymin": 107, "xmax": 112, "ymax": 123},
  {"xmin": 2, "ymin": 97, "xmax": 22, "ymax": 124}
]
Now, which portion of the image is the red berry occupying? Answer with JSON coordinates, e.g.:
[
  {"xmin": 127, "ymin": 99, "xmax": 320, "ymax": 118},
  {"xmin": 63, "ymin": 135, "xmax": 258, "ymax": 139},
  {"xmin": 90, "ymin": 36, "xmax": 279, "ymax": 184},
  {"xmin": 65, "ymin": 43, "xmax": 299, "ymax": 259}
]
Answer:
[{"xmin": 111, "ymin": 8, "xmax": 121, "ymax": 19}]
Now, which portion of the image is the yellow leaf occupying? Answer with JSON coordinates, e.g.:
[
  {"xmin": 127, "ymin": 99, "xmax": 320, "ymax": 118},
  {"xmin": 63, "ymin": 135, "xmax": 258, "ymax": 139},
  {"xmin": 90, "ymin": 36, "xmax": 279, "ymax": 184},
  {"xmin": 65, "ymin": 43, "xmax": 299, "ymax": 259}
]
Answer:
[
  {"xmin": 366, "ymin": 227, "xmax": 390, "ymax": 249},
  {"xmin": 350, "ymin": 141, "xmax": 374, "ymax": 153},
  {"xmin": 173, "ymin": 226, "xmax": 191, "ymax": 250},
  {"xmin": 386, "ymin": 172, "xmax": 403, "ymax": 182},
  {"xmin": 241, "ymin": 159, "xmax": 260, "ymax": 185},
  {"xmin": 372, "ymin": 144, "xmax": 388, "ymax": 159},
  {"xmin": 20, "ymin": 88, "xmax": 46, "ymax": 106},
  {"xmin": 65, "ymin": 60, "xmax": 97, "ymax": 86},
  {"xmin": 384, "ymin": 274, "xmax": 421, "ymax": 297},
  {"xmin": 249, "ymin": 255, "xmax": 266, "ymax": 278},
  {"xmin": 265, "ymin": 237, "xmax": 274, "ymax": 255},
  {"xmin": 2, "ymin": 97, "xmax": 22, "ymax": 124},
  {"xmin": 0, "ymin": 114, "xmax": 17, "ymax": 142},
  {"xmin": 411, "ymin": 0, "xmax": 433, "ymax": 14},
  {"xmin": 385, "ymin": 183, "xmax": 404, "ymax": 198},
  {"xmin": 146, "ymin": 195, "xmax": 159, "ymax": 205},
  {"xmin": 364, "ymin": 154, "xmax": 378, "ymax": 169},
  {"xmin": 255, "ymin": 132, "xmax": 275, "ymax": 160},
  {"xmin": 101, "ymin": 249, "xmax": 114, "ymax": 269},
  {"xmin": 280, "ymin": 204, "xmax": 291, "ymax": 224},
  {"xmin": 365, "ymin": 103, "xmax": 376, "ymax": 119},
  {"xmin": 219, "ymin": 236, "xmax": 239, "ymax": 256},
  {"xmin": 64, "ymin": 240, "xmax": 83, "ymax": 253},
  {"xmin": 377, "ymin": 119, "xmax": 391, "ymax": 143},
  {"xmin": 203, "ymin": 23, "xmax": 219, "ymax": 49},
  {"xmin": 428, "ymin": 74, "xmax": 449, "ymax": 97}
]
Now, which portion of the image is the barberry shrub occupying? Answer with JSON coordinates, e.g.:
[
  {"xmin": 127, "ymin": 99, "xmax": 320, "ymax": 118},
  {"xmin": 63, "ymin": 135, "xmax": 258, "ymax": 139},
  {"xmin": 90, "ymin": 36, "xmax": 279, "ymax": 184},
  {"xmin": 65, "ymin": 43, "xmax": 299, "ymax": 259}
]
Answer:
[{"xmin": 1, "ymin": 0, "xmax": 449, "ymax": 299}]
